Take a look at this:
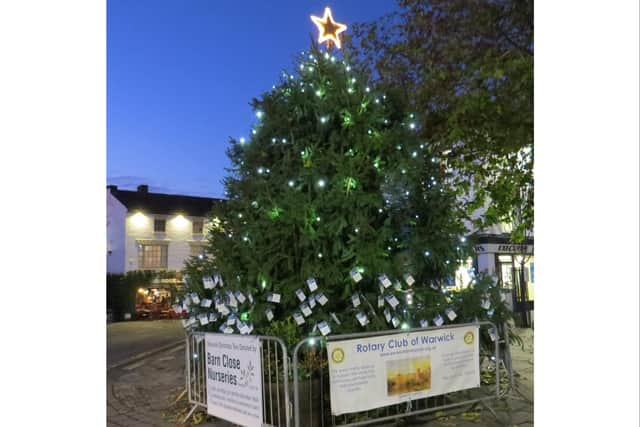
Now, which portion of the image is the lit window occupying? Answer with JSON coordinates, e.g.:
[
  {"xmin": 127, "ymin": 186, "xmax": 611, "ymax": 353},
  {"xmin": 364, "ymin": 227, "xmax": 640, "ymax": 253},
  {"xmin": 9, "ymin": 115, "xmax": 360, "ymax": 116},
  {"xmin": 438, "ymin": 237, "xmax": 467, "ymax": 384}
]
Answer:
[
  {"xmin": 154, "ymin": 219, "xmax": 166, "ymax": 232},
  {"xmin": 138, "ymin": 244, "xmax": 168, "ymax": 269},
  {"xmin": 192, "ymin": 220, "xmax": 204, "ymax": 235}
]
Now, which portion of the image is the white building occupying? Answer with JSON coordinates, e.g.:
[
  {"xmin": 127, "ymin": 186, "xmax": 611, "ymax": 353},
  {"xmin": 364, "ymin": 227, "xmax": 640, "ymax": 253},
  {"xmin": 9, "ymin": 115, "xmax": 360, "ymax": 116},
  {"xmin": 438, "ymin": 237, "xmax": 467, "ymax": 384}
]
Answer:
[{"xmin": 107, "ymin": 184, "xmax": 221, "ymax": 273}]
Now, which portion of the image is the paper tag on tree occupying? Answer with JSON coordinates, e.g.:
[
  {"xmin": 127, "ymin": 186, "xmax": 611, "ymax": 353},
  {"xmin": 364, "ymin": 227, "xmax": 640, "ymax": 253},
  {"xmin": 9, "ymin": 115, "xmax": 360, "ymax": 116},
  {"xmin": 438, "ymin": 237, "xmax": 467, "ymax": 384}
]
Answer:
[
  {"xmin": 293, "ymin": 312, "xmax": 305, "ymax": 325},
  {"xmin": 378, "ymin": 274, "xmax": 392, "ymax": 288},
  {"xmin": 433, "ymin": 314, "xmax": 444, "ymax": 326},
  {"xmin": 226, "ymin": 315, "xmax": 236, "ymax": 326},
  {"xmin": 384, "ymin": 309, "xmax": 391, "ymax": 323},
  {"xmin": 391, "ymin": 316, "xmax": 400, "ymax": 328},
  {"xmin": 487, "ymin": 308, "xmax": 495, "ymax": 317},
  {"xmin": 420, "ymin": 319, "xmax": 429, "ymax": 328},
  {"xmin": 308, "ymin": 295, "xmax": 316, "ymax": 308},
  {"xmin": 351, "ymin": 293, "xmax": 361, "ymax": 307},
  {"xmin": 203, "ymin": 276, "xmax": 215, "ymax": 289},
  {"xmin": 481, "ymin": 298, "xmax": 491, "ymax": 310},
  {"xmin": 223, "ymin": 327, "xmax": 233, "ymax": 334},
  {"xmin": 385, "ymin": 293, "xmax": 400, "ymax": 309},
  {"xmin": 218, "ymin": 305, "xmax": 230, "ymax": 316},
  {"xmin": 173, "ymin": 305, "xmax": 182, "ymax": 314},
  {"xmin": 316, "ymin": 293, "xmax": 328, "ymax": 306},
  {"xmin": 403, "ymin": 274, "xmax": 415, "ymax": 287},
  {"xmin": 350, "ymin": 269, "xmax": 362, "ymax": 283},
  {"xmin": 198, "ymin": 313, "xmax": 209, "ymax": 325},
  {"xmin": 238, "ymin": 322, "xmax": 250, "ymax": 335},
  {"xmin": 295, "ymin": 289, "xmax": 306, "ymax": 302},
  {"xmin": 200, "ymin": 299, "xmax": 212, "ymax": 308},
  {"xmin": 330, "ymin": 312, "xmax": 341, "ymax": 325},
  {"xmin": 265, "ymin": 308, "xmax": 274, "ymax": 322},
  {"xmin": 445, "ymin": 308, "xmax": 457, "ymax": 321},
  {"xmin": 318, "ymin": 321, "xmax": 331, "ymax": 336},
  {"xmin": 209, "ymin": 312, "xmax": 218, "ymax": 322},
  {"xmin": 190, "ymin": 293, "xmax": 200, "ymax": 305},
  {"xmin": 394, "ymin": 281, "xmax": 402, "ymax": 291},
  {"xmin": 488, "ymin": 327, "xmax": 498, "ymax": 342},
  {"xmin": 306, "ymin": 277, "xmax": 318, "ymax": 292},
  {"xmin": 300, "ymin": 303, "xmax": 312, "ymax": 317},
  {"xmin": 500, "ymin": 292, "xmax": 507, "ymax": 302},
  {"xmin": 267, "ymin": 293, "xmax": 281, "ymax": 303},
  {"xmin": 378, "ymin": 295, "xmax": 384, "ymax": 308},
  {"xmin": 356, "ymin": 311, "xmax": 369, "ymax": 326},
  {"xmin": 430, "ymin": 282, "xmax": 439, "ymax": 290},
  {"xmin": 234, "ymin": 291, "xmax": 246, "ymax": 304}
]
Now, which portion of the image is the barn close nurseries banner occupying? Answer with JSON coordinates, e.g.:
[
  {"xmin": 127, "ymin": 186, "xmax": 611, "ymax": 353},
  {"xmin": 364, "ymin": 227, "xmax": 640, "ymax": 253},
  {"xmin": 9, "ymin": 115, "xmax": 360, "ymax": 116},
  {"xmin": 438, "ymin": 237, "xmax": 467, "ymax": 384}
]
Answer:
[
  {"xmin": 326, "ymin": 325, "xmax": 480, "ymax": 416},
  {"xmin": 205, "ymin": 334, "xmax": 263, "ymax": 427}
]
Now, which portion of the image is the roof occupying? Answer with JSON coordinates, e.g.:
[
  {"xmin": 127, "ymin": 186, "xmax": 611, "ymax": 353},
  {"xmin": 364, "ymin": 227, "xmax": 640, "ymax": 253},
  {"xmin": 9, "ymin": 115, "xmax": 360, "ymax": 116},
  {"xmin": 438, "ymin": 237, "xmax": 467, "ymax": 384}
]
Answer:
[{"xmin": 108, "ymin": 186, "xmax": 223, "ymax": 217}]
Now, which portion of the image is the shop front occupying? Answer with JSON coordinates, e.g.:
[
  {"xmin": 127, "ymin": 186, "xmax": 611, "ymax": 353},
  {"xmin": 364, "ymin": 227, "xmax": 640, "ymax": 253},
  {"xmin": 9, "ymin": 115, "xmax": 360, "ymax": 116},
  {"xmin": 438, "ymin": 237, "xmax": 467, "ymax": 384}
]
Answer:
[
  {"xmin": 135, "ymin": 277, "xmax": 186, "ymax": 320},
  {"xmin": 475, "ymin": 237, "xmax": 534, "ymax": 327}
]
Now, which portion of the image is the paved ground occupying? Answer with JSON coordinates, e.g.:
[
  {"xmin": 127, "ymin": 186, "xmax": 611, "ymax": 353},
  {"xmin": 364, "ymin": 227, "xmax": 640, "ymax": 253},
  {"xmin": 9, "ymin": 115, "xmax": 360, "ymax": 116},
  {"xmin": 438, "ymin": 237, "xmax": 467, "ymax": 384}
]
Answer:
[
  {"xmin": 107, "ymin": 328, "xmax": 533, "ymax": 426},
  {"xmin": 108, "ymin": 320, "xmax": 185, "ymax": 368}
]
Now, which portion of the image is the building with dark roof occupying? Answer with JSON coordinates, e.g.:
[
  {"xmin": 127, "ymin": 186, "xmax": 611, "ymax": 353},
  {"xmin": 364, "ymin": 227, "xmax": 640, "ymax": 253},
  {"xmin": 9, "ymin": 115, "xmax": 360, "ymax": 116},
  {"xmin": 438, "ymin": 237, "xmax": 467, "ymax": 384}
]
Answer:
[{"xmin": 107, "ymin": 184, "xmax": 223, "ymax": 273}]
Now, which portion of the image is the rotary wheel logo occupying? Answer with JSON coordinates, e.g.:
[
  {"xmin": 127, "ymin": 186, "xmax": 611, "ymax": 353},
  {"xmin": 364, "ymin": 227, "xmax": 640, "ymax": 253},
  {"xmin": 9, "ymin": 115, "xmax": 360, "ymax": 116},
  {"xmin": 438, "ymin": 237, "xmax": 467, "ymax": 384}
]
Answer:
[
  {"xmin": 464, "ymin": 331, "xmax": 474, "ymax": 345},
  {"xmin": 331, "ymin": 348, "xmax": 345, "ymax": 363}
]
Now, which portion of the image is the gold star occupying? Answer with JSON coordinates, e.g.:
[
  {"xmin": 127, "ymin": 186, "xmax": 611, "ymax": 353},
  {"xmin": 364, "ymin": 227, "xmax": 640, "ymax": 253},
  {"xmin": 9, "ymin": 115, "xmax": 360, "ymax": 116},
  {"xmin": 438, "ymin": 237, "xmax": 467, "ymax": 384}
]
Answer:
[{"xmin": 310, "ymin": 7, "xmax": 347, "ymax": 49}]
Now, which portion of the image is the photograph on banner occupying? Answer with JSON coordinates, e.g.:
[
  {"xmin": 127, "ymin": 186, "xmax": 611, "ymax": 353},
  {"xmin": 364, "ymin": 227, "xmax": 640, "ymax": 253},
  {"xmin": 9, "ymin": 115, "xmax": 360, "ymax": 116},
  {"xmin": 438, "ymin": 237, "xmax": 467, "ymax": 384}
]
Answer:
[
  {"xmin": 205, "ymin": 334, "xmax": 263, "ymax": 427},
  {"xmin": 327, "ymin": 325, "xmax": 480, "ymax": 416}
]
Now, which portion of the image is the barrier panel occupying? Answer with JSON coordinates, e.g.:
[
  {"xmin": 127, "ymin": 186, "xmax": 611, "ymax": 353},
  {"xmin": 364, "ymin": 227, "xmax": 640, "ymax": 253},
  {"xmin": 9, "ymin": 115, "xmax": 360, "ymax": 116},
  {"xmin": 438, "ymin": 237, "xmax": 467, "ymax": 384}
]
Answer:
[
  {"xmin": 292, "ymin": 321, "xmax": 503, "ymax": 427},
  {"xmin": 184, "ymin": 332, "xmax": 291, "ymax": 426}
]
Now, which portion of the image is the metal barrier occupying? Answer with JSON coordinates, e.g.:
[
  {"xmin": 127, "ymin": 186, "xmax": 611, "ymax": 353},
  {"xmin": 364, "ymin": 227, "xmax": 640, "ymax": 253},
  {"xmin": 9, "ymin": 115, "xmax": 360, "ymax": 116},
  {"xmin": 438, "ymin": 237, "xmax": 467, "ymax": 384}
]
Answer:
[
  {"xmin": 292, "ymin": 321, "xmax": 503, "ymax": 427},
  {"xmin": 183, "ymin": 332, "xmax": 291, "ymax": 426}
]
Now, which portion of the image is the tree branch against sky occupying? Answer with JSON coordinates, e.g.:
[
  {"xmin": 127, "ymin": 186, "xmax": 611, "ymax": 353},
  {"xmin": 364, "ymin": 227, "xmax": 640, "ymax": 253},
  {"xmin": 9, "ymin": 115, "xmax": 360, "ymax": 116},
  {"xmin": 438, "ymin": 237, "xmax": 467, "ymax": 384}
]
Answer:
[{"xmin": 347, "ymin": 0, "xmax": 534, "ymax": 242}]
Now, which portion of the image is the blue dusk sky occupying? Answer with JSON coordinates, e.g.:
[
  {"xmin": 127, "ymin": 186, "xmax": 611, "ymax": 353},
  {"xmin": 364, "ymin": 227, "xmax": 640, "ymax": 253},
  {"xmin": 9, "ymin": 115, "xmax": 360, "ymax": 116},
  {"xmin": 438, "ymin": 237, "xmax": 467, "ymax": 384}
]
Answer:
[{"xmin": 108, "ymin": 0, "xmax": 397, "ymax": 198}]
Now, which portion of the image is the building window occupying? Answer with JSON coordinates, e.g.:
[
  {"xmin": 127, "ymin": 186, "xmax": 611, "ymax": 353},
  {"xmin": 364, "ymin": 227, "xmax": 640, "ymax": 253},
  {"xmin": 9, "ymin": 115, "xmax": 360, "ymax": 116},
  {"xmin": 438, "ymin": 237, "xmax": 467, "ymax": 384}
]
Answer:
[
  {"xmin": 154, "ymin": 218, "xmax": 166, "ymax": 232},
  {"xmin": 190, "ymin": 245, "xmax": 205, "ymax": 258},
  {"xmin": 139, "ymin": 244, "xmax": 168, "ymax": 269},
  {"xmin": 192, "ymin": 220, "xmax": 203, "ymax": 235}
]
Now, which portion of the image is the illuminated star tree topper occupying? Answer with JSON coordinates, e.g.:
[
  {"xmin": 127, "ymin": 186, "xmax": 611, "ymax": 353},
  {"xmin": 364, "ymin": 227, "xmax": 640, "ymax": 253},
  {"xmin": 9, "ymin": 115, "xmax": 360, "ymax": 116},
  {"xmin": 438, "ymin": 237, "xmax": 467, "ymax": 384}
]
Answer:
[{"xmin": 310, "ymin": 7, "xmax": 347, "ymax": 49}]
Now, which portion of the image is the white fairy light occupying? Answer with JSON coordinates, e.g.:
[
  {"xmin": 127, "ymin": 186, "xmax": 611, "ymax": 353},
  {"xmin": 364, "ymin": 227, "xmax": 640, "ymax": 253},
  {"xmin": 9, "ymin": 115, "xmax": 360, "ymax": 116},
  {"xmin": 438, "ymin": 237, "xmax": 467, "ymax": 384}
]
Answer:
[
  {"xmin": 288, "ymin": 180, "xmax": 295, "ymax": 187},
  {"xmin": 256, "ymin": 111, "xmax": 264, "ymax": 119}
]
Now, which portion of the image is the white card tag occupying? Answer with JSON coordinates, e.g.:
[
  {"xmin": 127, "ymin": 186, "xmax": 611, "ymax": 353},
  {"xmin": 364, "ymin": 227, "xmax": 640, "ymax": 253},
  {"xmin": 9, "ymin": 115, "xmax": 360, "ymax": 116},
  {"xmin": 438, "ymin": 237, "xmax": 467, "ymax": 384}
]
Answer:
[
  {"xmin": 267, "ymin": 293, "xmax": 281, "ymax": 303},
  {"xmin": 433, "ymin": 314, "xmax": 444, "ymax": 326},
  {"xmin": 234, "ymin": 291, "xmax": 246, "ymax": 304},
  {"xmin": 227, "ymin": 315, "xmax": 236, "ymax": 326},
  {"xmin": 306, "ymin": 277, "xmax": 318, "ymax": 292},
  {"xmin": 182, "ymin": 274, "xmax": 189, "ymax": 285},
  {"xmin": 308, "ymin": 296, "xmax": 316, "ymax": 308},
  {"xmin": 391, "ymin": 316, "xmax": 400, "ymax": 328},
  {"xmin": 394, "ymin": 281, "xmax": 403, "ymax": 291},
  {"xmin": 190, "ymin": 293, "xmax": 200, "ymax": 305},
  {"xmin": 223, "ymin": 327, "xmax": 234, "ymax": 334},
  {"xmin": 295, "ymin": 289, "xmax": 306, "ymax": 302},
  {"xmin": 200, "ymin": 298, "xmax": 212, "ymax": 308},
  {"xmin": 430, "ymin": 283, "xmax": 439, "ymax": 290},
  {"xmin": 293, "ymin": 312, "xmax": 305, "ymax": 325},
  {"xmin": 489, "ymin": 327, "xmax": 498, "ymax": 342},
  {"xmin": 198, "ymin": 313, "xmax": 209, "ymax": 325},
  {"xmin": 487, "ymin": 308, "xmax": 495, "ymax": 317},
  {"xmin": 300, "ymin": 303, "xmax": 312, "ymax": 317},
  {"xmin": 218, "ymin": 305, "xmax": 230, "ymax": 315},
  {"xmin": 248, "ymin": 293, "xmax": 254, "ymax": 304},
  {"xmin": 481, "ymin": 298, "xmax": 491, "ymax": 310},
  {"xmin": 351, "ymin": 293, "xmax": 361, "ymax": 307},
  {"xmin": 500, "ymin": 293, "xmax": 507, "ymax": 302},
  {"xmin": 383, "ymin": 309, "xmax": 391, "ymax": 323},
  {"xmin": 377, "ymin": 295, "xmax": 384, "ymax": 308},
  {"xmin": 356, "ymin": 311, "xmax": 369, "ymax": 326},
  {"xmin": 379, "ymin": 284, "xmax": 384, "ymax": 294},
  {"xmin": 209, "ymin": 312, "xmax": 218, "ymax": 322},
  {"xmin": 184, "ymin": 296, "xmax": 191, "ymax": 306},
  {"xmin": 247, "ymin": 323, "xmax": 254, "ymax": 334},
  {"xmin": 330, "ymin": 312, "xmax": 341, "ymax": 325},
  {"xmin": 173, "ymin": 305, "xmax": 182, "ymax": 314},
  {"xmin": 378, "ymin": 274, "xmax": 392, "ymax": 288},
  {"xmin": 385, "ymin": 293, "xmax": 400, "ymax": 309},
  {"xmin": 238, "ymin": 321, "xmax": 250, "ymax": 334},
  {"xmin": 265, "ymin": 309, "xmax": 274, "ymax": 322},
  {"xmin": 445, "ymin": 308, "xmax": 457, "ymax": 321},
  {"xmin": 203, "ymin": 276, "xmax": 215, "ymax": 289},
  {"xmin": 318, "ymin": 321, "xmax": 331, "ymax": 336},
  {"xmin": 227, "ymin": 293, "xmax": 238, "ymax": 307},
  {"xmin": 403, "ymin": 274, "xmax": 415, "ymax": 287},
  {"xmin": 182, "ymin": 303, "xmax": 189, "ymax": 313},
  {"xmin": 420, "ymin": 319, "xmax": 429, "ymax": 328},
  {"xmin": 350, "ymin": 269, "xmax": 362, "ymax": 283},
  {"xmin": 316, "ymin": 293, "xmax": 328, "ymax": 306}
]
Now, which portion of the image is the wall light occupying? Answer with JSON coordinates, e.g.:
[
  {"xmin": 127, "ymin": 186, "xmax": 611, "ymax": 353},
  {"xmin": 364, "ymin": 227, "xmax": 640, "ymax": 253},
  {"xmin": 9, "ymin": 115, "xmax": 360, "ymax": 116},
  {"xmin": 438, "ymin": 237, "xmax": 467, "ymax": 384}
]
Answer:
[
  {"xmin": 172, "ymin": 214, "xmax": 188, "ymax": 228},
  {"xmin": 131, "ymin": 212, "xmax": 147, "ymax": 228}
]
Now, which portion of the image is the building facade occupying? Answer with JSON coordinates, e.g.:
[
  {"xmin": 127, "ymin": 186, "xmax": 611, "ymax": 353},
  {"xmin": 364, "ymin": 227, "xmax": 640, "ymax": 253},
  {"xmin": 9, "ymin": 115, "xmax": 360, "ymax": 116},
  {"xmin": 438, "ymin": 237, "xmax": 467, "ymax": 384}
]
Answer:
[{"xmin": 107, "ymin": 184, "xmax": 221, "ymax": 273}]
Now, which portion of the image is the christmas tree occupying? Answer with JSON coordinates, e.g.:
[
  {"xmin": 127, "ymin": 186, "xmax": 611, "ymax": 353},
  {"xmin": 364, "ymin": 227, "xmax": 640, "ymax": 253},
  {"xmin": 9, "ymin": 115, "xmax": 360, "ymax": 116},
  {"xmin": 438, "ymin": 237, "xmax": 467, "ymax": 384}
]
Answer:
[{"xmin": 180, "ymin": 41, "xmax": 513, "ymax": 349}]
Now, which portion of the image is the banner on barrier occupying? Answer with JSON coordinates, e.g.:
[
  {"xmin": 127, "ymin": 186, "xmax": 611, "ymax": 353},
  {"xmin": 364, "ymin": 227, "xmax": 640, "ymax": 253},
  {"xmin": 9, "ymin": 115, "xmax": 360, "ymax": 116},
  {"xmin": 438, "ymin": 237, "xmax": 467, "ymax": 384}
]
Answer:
[
  {"xmin": 326, "ymin": 325, "xmax": 480, "ymax": 416},
  {"xmin": 205, "ymin": 333, "xmax": 263, "ymax": 427}
]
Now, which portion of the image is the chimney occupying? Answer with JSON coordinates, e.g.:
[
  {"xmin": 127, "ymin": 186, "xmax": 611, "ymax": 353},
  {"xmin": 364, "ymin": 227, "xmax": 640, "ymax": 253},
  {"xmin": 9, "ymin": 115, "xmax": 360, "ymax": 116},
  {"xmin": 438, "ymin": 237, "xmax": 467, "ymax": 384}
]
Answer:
[
  {"xmin": 107, "ymin": 185, "xmax": 118, "ymax": 194},
  {"xmin": 137, "ymin": 184, "xmax": 149, "ymax": 194}
]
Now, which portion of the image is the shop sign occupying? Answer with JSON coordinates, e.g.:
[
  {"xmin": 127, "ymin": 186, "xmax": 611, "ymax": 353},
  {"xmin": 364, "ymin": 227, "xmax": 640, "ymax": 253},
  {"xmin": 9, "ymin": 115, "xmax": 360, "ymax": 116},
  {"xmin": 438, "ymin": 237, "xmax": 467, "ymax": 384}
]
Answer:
[
  {"xmin": 327, "ymin": 325, "xmax": 480, "ymax": 416},
  {"xmin": 475, "ymin": 243, "xmax": 533, "ymax": 254},
  {"xmin": 205, "ymin": 334, "xmax": 263, "ymax": 427}
]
